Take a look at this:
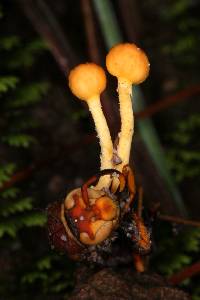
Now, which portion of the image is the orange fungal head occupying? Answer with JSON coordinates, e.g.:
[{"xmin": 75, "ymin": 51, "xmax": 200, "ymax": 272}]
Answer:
[
  {"xmin": 69, "ymin": 63, "xmax": 106, "ymax": 100},
  {"xmin": 106, "ymin": 43, "xmax": 149, "ymax": 84}
]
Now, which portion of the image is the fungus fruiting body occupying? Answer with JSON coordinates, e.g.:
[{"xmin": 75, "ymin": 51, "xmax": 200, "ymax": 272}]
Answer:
[
  {"xmin": 69, "ymin": 63, "xmax": 113, "ymax": 189},
  {"xmin": 47, "ymin": 43, "xmax": 151, "ymax": 272},
  {"xmin": 106, "ymin": 43, "xmax": 149, "ymax": 172}
]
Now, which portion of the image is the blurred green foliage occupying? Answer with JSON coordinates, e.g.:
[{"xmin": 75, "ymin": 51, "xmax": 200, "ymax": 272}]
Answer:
[
  {"xmin": 21, "ymin": 254, "xmax": 74, "ymax": 295},
  {"xmin": 167, "ymin": 114, "xmax": 200, "ymax": 182},
  {"xmin": 0, "ymin": 3, "xmax": 76, "ymax": 299},
  {"xmin": 148, "ymin": 1, "xmax": 200, "ymax": 297},
  {"xmin": 160, "ymin": 0, "xmax": 200, "ymax": 68},
  {"xmin": 0, "ymin": 4, "xmax": 48, "ymax": 297},
  {"xmin": 152, "ymin": 224, "xmax": 200, "ymax": 300},
  {"xmin": 0, "ymin": 29, "xmax": 48, "ymax": 238},
  {"xmin": 153, "ymin": 226, "xmax": 200, "ymax": 276}
]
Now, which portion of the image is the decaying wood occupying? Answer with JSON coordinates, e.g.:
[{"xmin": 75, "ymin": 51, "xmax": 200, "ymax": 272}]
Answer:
[{"xmin": 68, "ymin": 267, "xmax": 191, "ymax": 300}]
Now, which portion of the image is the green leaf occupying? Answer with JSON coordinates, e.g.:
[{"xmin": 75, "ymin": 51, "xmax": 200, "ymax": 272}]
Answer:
[
  {"xmin": 1, "ymin": 187, "xmax": 19, "ymax": 199},
  {"xmin": 37, "ymin": 256, "xmax": 52, "ymax": 271},
  {"xmin": 0, "ymin": 36, "xmax": 20, "ymax": 50},
  {"xmin": 0, "ymin": 197, "xmax": 33, "ymax": 217},
  {"xmin": 167, "ymin": 113, "xmax": 200, "ymax": 182},
  {"xmin": 0, "ymin": 221, "xmax": 17, "ymax": 238},
  {"xmin": 8, "ymin": 39, "xmax": 47, "ymax": 69},
  {"xmin": 160, "ymin": 0, "xmax": 189, "ymax": 20},
  {"xmin": 12, "ymin": 118, "xmax": 39, "ymax": 130},
  {"xmin": 21, "ymin": 272, "xmax": 48, "ymax": 284},
  {"xmin": 2, "ymin": 133, "xmax": 36, "ymax": 148},
  {"xmin": 8, "ymin": 82, "xmax": 49, "ymax": 108},
  {"xmin": 21, "ymin": 253, "xmax": 74, "ymax": 294},
  {"xmin": 0, "ymin": 76, "xmax": 19, "ymax": 94},
  {"xmin": 0, "ymin": 212, "xmax": 47, "ymax": 238},
  {"xmin": 50, "ymin": 281, "xmax": 70, "ymax": 293},
  {"xmin": 154, "ymin": 227, "xmax": 200, "ymax": 276},
  {"xmin": 21, "ymin": 212, "xmax": 47, "ymax": 227},
  {"xmin": 167, "ymin": 0, "xmax": 189, "ymax": 18},
  {"xmin": 0, "ymin": 163, "xmax": 16, "ymax": 187}
]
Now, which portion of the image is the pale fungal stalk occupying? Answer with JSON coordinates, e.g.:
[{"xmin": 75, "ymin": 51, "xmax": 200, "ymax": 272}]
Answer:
[
  {"xmin": 106, "ymin": 43, "xmax": 150, "ymax": 172},
  {"xmin": 87, "ymin": 95, "xmax": 113, "ymax": 172},
  {"xmin": 68, "ymin": 44, "xmax": 150, "ymax": 190},
  {"xmin": 68, "ymin": 63, "xmax": 113, "ymax": 189},
  {"xmin": 117, "ymin": 78, "xmax": 134, "ymax": 170}
]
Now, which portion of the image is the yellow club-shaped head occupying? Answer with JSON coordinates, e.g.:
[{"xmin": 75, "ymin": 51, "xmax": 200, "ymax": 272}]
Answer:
[
  {"xmin": 69, "ymin": 63, "xmax": 106, "ymax": 101},
  {"xmin": 106, "ymin": 43, "xmax": 150, "ymax": 84}
]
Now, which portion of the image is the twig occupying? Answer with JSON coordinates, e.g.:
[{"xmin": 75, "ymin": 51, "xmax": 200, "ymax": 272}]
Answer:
[
  {"xmin": 117, "ymin": 0, "xmax": 142, "ymax": 43},
  {"xmin": 0, "ymin": 165, "xmax": 35, "ymax": 192},
  {"xmin": 80, "ymin": 0, "xmax": 101, "ymax": 64},
  {"xmin": 80, "ymin": 0, "xmax": 119, "ymax": 136},
  {"xmin": 168, "ymin": 261, "xmax": 200, "ymax": 285},
  {"xmin": 158, "ymin": 214, "xmax": 200, "ymax": 227},
  {"xmin": 0, "ymin": 134, "xmax": 95, "ymax": 193},
  {"xmin": 18, "ymin": 0, "xmax": 76, "ymax": 74},
  {"xmin": 136, "ymin": 84, "xmax": 200, "ymax": 119}
]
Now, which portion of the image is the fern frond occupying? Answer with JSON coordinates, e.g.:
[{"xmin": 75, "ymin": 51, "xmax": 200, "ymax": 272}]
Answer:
[
  {"xmin": 2, "ymin": 133, "xmax": 36, "ymax": 148},
  {"xmin": 12, "ymin": 118, "xmax": 39, "ymax": 130},
  {"xmin": 0, "ymin": 35, "xmax": 20, "ymax": 50},
  {"xmin": 7, "ymin": 82, "xmax": 49, "ymax": 108},
  {"xmin": 0, "ymin": 211, "xmax": 47, "ymax": 238},
  {"xmin": 21, "ymin": 271, "xmax": 48, "ymax": 284},
  {"xmin": 37, "ymin": 256, "xmax": 52, "ymax": 271},
  {"xmin": 21, "ymin": 253, "xmax": 74, "ymax": 294},
  {"xmin": 21, "ymin": 212, "xmax": 47, "ymax": 227},
  {"xmin": 0, "ymin": 163, "xmax": 16, "ymax": 187},
  {"xmin": 154, "ymin": 227, "xmax": 200, "ymax": 276},
  {"xmin": 0, "ymin": 76, "xmax": 19, "ymax": 94},
  {"xmin": 1, "ymin": 187, "xmax": 20, "ymax": 199},
  {"xmin": 167, "ymin": 113, "xmax": 200, "ymax": 182},
  {"xmin": 0, "ymin": 197, "xmax": 33, "ymax": 217},
  {"xmin": 0, "ymin": 221, "xmax": 17, "ymax": 238},
  {"xmin": 7, "ymin": 39, "xmax": 47, "ymax": 69}
]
